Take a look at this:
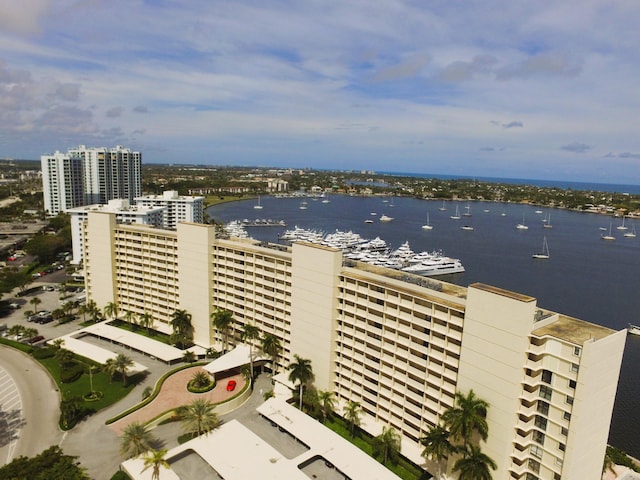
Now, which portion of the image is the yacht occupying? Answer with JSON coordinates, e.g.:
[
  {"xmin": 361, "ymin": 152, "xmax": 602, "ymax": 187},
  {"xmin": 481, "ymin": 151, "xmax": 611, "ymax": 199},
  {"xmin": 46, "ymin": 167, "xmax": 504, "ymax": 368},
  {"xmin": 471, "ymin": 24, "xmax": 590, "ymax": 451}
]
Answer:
[
  {"xmin": 379, "ymin": 214, "xmax": 394, "ymax": 222},
  {"xmin": 450, "ymin": 205, "xmax": 461, "ymax": 220},
  {"xmin": 421, "ymin": 212, "xmax": 433, "ymax": 230},
  {"xmin": 253, "ymin": 196, "xmax": 263, "ymax": 210},
  {"xmin": 401, "ymin": 256, "xmax": 465, "ymax": 276},
  {"xmin": 601, "ymin": 223, "xmax": 616, "ymax": 241}
]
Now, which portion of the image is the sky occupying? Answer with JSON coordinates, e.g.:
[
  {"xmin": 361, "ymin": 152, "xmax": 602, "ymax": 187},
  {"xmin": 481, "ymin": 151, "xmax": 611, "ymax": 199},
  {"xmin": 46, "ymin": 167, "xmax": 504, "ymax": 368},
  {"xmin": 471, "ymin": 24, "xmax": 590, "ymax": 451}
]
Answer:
[{"xmin": 1, "ymin": 1, "xmax": 640, "ymax": 184}]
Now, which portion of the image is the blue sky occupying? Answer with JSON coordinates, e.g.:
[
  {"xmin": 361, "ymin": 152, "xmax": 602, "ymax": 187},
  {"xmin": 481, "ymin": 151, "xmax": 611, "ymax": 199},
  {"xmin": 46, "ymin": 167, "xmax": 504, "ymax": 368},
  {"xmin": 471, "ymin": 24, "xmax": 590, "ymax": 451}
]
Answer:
[{"xmin": 1, "ymin": 1, "xmax": 640, "ymax": 184}]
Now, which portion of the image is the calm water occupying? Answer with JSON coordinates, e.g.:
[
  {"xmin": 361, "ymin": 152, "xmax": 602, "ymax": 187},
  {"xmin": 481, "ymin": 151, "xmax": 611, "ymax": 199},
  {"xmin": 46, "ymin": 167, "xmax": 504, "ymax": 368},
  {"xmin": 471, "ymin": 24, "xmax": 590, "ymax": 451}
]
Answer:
[{"xmin": 208, "ymin": 195, "xmax": 640, "ymax": 456}]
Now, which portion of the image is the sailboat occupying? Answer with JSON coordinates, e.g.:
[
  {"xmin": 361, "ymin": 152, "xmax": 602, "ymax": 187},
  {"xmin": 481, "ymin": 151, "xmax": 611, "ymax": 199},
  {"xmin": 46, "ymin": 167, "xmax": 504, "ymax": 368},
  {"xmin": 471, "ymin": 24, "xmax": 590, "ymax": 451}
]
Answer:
[
  {"xmin": 422, "ymin": 212, "xmax": 433, "ymax": 230},
  {"xmin": 601, "ymin": 223, "xmax": 615, "ymax": 240},
  {"xmin": 624, "ymin": 223, "xmax": 637, "ymax": 238},
  {"xmin": 321, "ymin": 194, "xmax": 330, "ymax": 204},
  {"xmin": 463, "ymin": 203, "xmax": 472, "ymax": 217},
  {"xmin": 516, "ymin": 213, "xmax": 528, "ymax": 230},
  {"xmin": 532, "ymin": 237, "xmax": 550, "ymax": 259},
  {"xmin": 616, "ymin": 216, "xmax": 628, "ymax": 230},
  {"xmin": 439, "ymin": 200, "xmax": 447, "ymax": 211},
  {"xmin": 253, "ymin": 196, "xmax": 263, "ymax": 209},
  {"xmin": 450, "ymin": 205, "xmax": 461, "ymax": 220},
  {"xmin": 543, "ymin": 212, "xmax": 553, "ymax": 229}
]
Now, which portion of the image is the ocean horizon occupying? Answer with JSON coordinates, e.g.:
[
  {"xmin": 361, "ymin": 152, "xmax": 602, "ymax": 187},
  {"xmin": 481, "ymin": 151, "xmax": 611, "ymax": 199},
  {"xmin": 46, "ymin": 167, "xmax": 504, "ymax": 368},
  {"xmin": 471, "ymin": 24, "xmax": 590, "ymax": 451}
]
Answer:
[{"xmin": 376, "ymin": 171, "xmax": 640, "ymax": 195}]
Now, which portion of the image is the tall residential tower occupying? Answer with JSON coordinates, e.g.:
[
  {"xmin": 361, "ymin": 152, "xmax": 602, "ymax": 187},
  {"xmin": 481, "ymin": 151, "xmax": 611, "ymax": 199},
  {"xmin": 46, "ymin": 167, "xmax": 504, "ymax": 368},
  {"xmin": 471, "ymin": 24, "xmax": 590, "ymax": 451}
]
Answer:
[{"xmin": 41, "ymin": 145, "xmax": 142, "ymax": 215}]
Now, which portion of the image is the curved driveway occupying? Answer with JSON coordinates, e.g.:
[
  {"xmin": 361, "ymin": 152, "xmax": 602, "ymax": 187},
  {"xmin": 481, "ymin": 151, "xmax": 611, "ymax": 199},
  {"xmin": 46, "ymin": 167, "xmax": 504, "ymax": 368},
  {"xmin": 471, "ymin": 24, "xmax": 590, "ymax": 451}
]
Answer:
[{"xmin": 0, "ymin": 346, "xmax": 62, "ymax": 465}]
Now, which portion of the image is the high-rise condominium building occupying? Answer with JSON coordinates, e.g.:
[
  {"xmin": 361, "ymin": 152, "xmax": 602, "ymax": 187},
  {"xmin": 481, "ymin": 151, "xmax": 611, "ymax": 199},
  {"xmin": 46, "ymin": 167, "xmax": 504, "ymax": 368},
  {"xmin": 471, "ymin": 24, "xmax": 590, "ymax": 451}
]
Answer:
[
  {"xmin": 81, "ymin": 213, "xmax": 626, "ymax": 480},
  {"xmin": 41, "ymin": 145, "xmax": 142, "ymax": 215}
]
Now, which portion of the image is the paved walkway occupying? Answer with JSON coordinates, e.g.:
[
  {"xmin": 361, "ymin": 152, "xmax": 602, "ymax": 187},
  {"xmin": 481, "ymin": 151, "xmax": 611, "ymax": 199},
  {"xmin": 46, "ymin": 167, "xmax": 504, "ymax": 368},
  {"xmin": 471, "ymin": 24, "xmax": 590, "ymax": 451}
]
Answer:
[{"xmin": 109, "ymin": 366, "xmax": 246, "ymax": 434}]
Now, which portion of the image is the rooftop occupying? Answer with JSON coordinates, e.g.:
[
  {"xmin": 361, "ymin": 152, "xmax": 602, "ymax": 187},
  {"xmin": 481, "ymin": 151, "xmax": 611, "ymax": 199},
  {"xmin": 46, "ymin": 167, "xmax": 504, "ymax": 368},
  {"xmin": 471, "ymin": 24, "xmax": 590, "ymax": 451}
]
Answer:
[{"xmin": 532, "ymin": 314, "xmax": 616, "ymax": 345}]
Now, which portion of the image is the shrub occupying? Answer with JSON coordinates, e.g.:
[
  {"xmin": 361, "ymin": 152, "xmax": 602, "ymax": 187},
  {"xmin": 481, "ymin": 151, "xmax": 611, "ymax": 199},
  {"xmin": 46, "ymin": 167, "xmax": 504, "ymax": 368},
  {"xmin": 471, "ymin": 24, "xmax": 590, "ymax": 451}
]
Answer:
[
  {"xmin": 32, "ymin": 346, "xmax": 55, "ymax": 359},
  {"xmin": 60, "ymin": 362, "xmax": 84, "ymax": 383}
]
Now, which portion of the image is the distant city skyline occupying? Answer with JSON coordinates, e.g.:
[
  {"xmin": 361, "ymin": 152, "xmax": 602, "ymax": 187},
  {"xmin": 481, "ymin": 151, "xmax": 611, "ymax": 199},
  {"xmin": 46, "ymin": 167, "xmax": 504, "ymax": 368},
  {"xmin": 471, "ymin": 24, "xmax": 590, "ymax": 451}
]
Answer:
[{"xmin": 1, "ymin": 1, "xmax": 640, "ymax": 184}]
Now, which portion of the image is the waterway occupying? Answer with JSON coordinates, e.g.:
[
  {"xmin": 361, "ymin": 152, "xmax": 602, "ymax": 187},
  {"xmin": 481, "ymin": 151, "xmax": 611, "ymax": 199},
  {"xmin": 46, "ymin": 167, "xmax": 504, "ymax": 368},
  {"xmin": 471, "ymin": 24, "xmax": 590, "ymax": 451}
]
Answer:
[{"xmin": 207, "ymin": 195, "xmax": 640, "ymax": 457}]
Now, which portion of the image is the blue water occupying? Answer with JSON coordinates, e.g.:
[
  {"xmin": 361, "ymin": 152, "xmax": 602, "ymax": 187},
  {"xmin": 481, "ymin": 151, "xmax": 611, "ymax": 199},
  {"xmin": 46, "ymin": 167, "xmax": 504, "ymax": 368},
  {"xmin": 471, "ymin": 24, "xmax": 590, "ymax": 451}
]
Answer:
[{"xmin": 208, "ymin": 195, "xmax": 640, "ymax": 456}]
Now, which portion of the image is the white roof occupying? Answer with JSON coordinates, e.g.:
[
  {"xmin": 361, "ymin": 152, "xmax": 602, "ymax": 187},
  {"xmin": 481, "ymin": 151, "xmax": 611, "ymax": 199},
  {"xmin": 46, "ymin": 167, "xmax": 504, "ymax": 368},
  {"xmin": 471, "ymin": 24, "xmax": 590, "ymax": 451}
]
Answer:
[
  {"xmin": 52, "ymin": 334, "xmax": 147, "ymax": 375},
  {"xmin": 202, "ymin": 343, "xmax": 265, "ymax": 374},
  {"xmin": 121, "ymin": 399, "xmax": 402, "ymax": 480},
  {"xmin": 51, "ymin": 321, "xmax": 195, "ymax": 365}
]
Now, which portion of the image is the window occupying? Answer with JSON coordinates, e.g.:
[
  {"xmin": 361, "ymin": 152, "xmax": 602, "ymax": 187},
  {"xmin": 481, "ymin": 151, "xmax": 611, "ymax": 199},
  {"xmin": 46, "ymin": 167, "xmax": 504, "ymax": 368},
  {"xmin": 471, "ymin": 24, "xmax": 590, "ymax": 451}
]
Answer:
[
  {"xmin": 574, "ymin": 346, "xmax": 581, "ymax": 356},
  {"xmin": 566, "ymin": 396, "xmax": 574, "ymax": 405},
  {"xmin": 526, "ymin": 474, "xmax": 539, "ymax": 480},
  {"xmin": 534, "ymin": 415, "xmax": 547, "ymax": 431},
  {"xmin": 528, "ymin": 458, "xmax": 540, "ymax": 473},
  {"xmin": 571, "ymin": 363, "xmax": 579, "ymax": 373},
  {"xmin": 561, "ymin": 427, "xmax": 568, "ymax": 436},
  {"xmin": 542, "ymin": 370, "xmax": 553, "ymax": 384},
  {"xmin": 563, "ymin": 412, "xmax": 571, "ymax": 421},
  {"xmin": 554, "ymin": 474, "xmax": 561, "ymax": 480},
  {"xmin": 559, "ymin": 442, "xmax": 566, "ymax": 452},
  {"xmin": 569, "ymin": 379, "xmax": 577, "ymax": 389},
  {"xmin": 533, "ymin": 430, "xmax": 545, "ymax": 445},
  {"xmin": 537, "ymin": 400, "xmax": 549, "ymax": 415},
  {"xmin": 530, "ymin": 444, "xmax": 543, "ymax": 458},
  {"xmin": 539, "ymin": 385, "xmax": 552, "ymax": 400}
]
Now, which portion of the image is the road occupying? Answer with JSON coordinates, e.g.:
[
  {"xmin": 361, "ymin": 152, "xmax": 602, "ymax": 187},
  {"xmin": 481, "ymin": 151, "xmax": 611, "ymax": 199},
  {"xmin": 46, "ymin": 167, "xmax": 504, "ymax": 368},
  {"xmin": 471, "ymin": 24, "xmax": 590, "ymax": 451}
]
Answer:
[{"xmin": 0, "ymin": 346, "xmax": 63, "ymax": 465}]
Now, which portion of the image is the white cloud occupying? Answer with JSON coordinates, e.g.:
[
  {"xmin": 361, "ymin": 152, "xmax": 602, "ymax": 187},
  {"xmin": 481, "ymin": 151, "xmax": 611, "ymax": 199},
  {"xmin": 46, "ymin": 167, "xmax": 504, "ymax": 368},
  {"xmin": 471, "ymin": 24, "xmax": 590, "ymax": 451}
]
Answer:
[{"xmin": 0, "ymin": 1, "xmax": 639, "ymax": 182}]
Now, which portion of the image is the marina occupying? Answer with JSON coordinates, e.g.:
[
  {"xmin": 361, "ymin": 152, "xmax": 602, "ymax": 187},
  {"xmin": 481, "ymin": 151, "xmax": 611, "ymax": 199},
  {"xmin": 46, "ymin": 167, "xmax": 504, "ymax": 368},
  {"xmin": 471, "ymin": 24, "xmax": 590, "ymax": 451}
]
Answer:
[{"xmin": 208, "ymin": 193, "xmax": 640, "ymax": 458}]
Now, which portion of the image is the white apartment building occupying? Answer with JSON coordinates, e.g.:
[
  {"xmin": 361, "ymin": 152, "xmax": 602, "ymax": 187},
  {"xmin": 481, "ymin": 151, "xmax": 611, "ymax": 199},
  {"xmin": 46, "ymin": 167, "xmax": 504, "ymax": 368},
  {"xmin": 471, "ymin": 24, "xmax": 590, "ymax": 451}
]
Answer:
[
  {"xmin": 82, "ymin": 213, "xmax": 626, "ymax": 480},
  {"xmin": 134, "ymin": 190, "xmax": 204, "ymax": 229},
  {"xmin": 67, "ymin": 199, "xmax": 165, "ymax": 264},
  {"xmin": 41, "ymin": 145, "xmax": 142, "ymax": 215},
  {"xmin": 41, "ymin": 151, "xmax": 84, "ymax": 215}
]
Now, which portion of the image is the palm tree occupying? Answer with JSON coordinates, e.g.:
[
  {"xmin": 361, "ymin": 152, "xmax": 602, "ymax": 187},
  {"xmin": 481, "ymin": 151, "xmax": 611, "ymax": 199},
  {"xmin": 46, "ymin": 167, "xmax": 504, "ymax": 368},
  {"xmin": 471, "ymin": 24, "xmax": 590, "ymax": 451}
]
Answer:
[
  {"xmin": 373, "ymin": 425, "xmax": 402, "ymax": 465},
  {"xmin": 139, "ymin": 311, "xmax": 154, "ymax": 335},
  {"xmin": 288, "ymin": 354, "xmax": 314, "ymax": 411},
  {"xmin": 261, "ymin": 333, "xmax": 282, "ymax": 374},
  {"xmin": 84, "ymin": 300, "xmax": 101, "ymax": 322},
  {"xmin": 141, "ymin": 449, "xmax": 170, "ymax": 480},
  {"xmin": 421, "ymin": 424, "xmax": 458, "ymax": 479},
  {"xmin": 7, "ymin": 324, "xmax": 25, "ymax": 339},
  {"xmin": 123, "ymin": 310, "xmax": 137, "ymax": 328},
  {"xmin": 181, "ymin": 399, "xmax": 219, "ymax": 438},
  {"xmin": 451, "ymin": 444, "xmax": 497, "ymax": 480},
  {"xmin": 55, "ymin": 348, "xmax": 75, "ymax": 367},
  {"xmin": 344, "ymin": 400, "xmax": 362, "ymax": 438},
  {"xmin": 29, "ymin": 296, "xmax": 42, "ymax": 314},
  {"xmin": 170, "ymin": 309, "xmax": 194, "ymax": 348},
  {"xmin": 103, "ymin": 301, "xmax": 119, "ymax": 321},
  {"xmin": 104, "ymin": 357, "xmax": 118, "ymax": 383},
  {"xmin": 190, "ymin": 370, "xmax": 211, "ymax": 388},
  {"xmin": 60, "ymin": 396, "xmax": 82, "ymax": 429},
  {"xmin": 51, "ymin": 338, "xmax": 65, "ymax": 349},
  {"xmin": 317, "ymin": 390, "xmax": 336, "ymax": 424},
  {"xmin": 120, "ymin": 421, "xmax": 155, "ymax": 459},
  {"xmin": 114, "ymin": 353, "xmax": 134, "ymax": 386},
  {"xmin": 442, "ymin": 389, "xmax": 489, "ymax": 448},
  {"xmin": 211, "ymin": 308, "xmax": 233, "ymax": 352},
  {"xmin": 240, "ymin": 323, "xmax": 261, "ymax": 380}
]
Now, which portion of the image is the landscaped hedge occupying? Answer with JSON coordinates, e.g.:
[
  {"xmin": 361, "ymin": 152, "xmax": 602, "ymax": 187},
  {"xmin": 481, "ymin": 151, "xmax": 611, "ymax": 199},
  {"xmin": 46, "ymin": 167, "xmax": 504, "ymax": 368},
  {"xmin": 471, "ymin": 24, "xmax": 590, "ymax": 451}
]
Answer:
[
  {"xmin": 60, "ymin": 362, "xmax": 84, "ymax": 383},
  {"xmin": 32, "ymin": 346, "xmax": 55, "ymax": 359}
]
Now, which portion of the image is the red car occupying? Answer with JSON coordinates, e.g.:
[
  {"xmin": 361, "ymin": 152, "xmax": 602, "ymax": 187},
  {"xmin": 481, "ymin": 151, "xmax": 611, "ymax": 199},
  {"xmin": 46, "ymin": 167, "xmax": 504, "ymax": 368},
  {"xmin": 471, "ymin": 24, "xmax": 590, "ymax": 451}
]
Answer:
[{"xmin": 226, "ymin": 380, "xmax": 237, "ymax": 391}]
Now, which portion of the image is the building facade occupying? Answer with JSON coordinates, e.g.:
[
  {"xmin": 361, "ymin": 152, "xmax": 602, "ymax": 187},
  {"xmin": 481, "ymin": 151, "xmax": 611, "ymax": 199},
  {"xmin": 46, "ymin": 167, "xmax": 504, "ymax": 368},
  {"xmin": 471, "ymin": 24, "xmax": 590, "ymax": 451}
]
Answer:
[
  {"xmin": 82, "ymin": 213, "xmax": 626, "ymax": 480},
  {"xmin": 134, "ymin": 190, "xmax": 204, "ymax": 228},
  {"xmin": 41, "ymin": 145, "xmax": 142, "ymax": 215}
]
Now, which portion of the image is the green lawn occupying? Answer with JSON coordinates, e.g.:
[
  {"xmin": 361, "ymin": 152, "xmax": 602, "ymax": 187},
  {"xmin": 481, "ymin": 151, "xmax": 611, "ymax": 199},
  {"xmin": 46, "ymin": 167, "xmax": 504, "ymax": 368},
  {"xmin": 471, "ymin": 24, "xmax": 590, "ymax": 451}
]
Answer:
[
  {"xmin": 1, "ymin": 342, "xmax": 141, "ymax": 429},
  {"xmin": 325, "ymin": 416, "xmax": 428, "ymax": 480},
  {"xmin": 109, "ymin": 319, "xmax": 172, "ymax": 345}
]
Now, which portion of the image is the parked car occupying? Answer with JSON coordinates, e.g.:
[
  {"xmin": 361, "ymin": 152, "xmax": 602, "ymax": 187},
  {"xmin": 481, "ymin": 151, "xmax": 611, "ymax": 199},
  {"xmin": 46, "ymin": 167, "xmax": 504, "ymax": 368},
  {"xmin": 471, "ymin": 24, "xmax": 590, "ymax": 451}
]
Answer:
[
  {"xmin": 28, "ymin": 335, "xmax": 45, "ymax": 344},
  {"xmin": 226, "ymin": 380, "xmax": 237, "ymax": 391}
]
